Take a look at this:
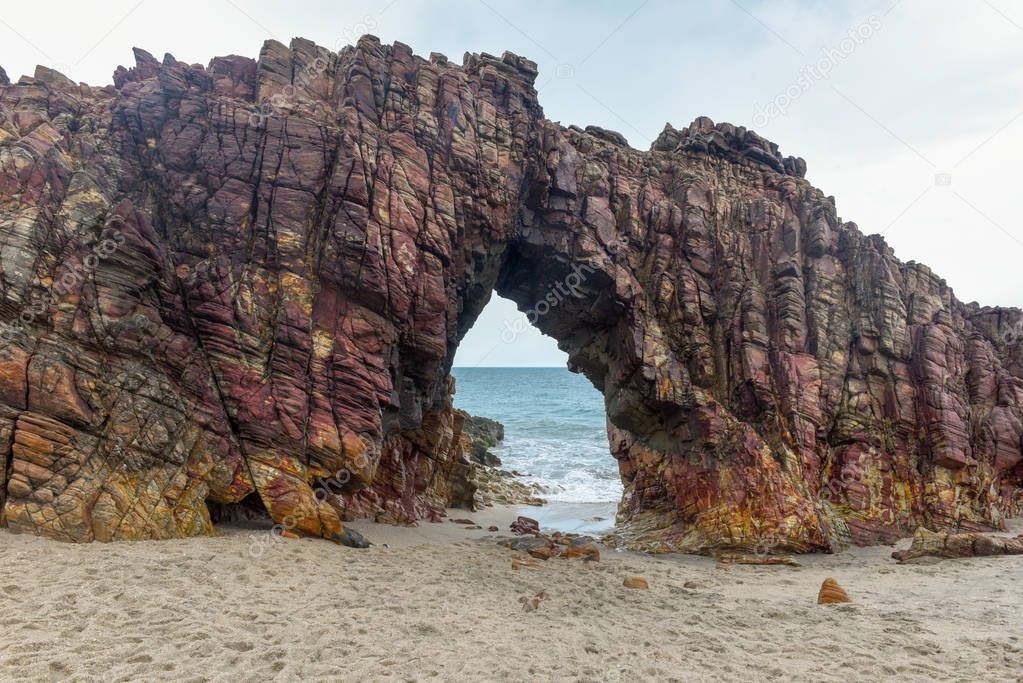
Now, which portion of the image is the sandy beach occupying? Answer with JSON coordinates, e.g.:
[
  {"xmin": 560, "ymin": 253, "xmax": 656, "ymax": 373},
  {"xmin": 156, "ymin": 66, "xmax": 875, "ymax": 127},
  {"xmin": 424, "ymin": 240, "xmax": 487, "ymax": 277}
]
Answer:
[{"xmin": 1, "ymin": 509, "xmax": 1021, "ymax": 682}]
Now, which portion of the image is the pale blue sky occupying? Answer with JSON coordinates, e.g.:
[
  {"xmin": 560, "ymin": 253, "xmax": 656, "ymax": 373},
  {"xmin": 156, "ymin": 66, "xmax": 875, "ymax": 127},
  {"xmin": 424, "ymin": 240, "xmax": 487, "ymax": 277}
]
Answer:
[{"xmin": 4, "ymin": 1, "xmax": 1022, "ymax": 366}]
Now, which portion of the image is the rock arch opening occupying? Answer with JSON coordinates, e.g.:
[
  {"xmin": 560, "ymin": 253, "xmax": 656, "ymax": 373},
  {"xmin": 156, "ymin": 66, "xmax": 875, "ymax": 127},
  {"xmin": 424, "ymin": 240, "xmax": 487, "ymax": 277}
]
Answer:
[
  {"xmin": 452, "ymin": 294, "xmax": 566, "ymax": 368},
  {"xmin": 437, "ymin": 223, "xmax": 661, "ymax": 536},
  {"xmin": 450, "ymin": 290, "xmax": 622, "ymax": 531}
]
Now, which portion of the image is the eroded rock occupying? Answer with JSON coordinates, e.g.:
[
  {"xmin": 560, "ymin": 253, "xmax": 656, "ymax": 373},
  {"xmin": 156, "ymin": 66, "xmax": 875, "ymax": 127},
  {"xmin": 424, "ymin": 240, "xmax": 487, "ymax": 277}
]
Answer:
[
  {"xmin": 459, "ymin": 412, "xmax": 504, "ymax": 467},
  {"xmin": 817, "ymin": 578, "xmax": 851, "ymax": 604},
  {"xmin": 892, "ymin": 527, "xmax": 1023, "ymax": 563},
  {"xmin": 500, "ymin": 531, "xmax": 601, "ymax": 563},
  {"xmin": 0, "ymin": 38, "xmax": 1019, "ymax": 553},
  {"xmin": 510, "ymin": 516, "xmax": 541, "ymax": 536}
]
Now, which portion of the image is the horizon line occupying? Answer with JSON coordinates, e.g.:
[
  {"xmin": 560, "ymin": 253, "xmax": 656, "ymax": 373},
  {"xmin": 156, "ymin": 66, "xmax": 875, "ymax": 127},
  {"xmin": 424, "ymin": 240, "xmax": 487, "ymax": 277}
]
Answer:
[{"xmin": 451, "ymin": 365, "xmax": 567, "ymax": 369}]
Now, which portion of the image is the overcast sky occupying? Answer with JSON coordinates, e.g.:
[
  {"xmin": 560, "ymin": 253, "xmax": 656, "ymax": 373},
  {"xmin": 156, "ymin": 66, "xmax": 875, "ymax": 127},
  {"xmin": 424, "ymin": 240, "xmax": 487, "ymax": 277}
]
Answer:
[{"xmin": 3, "ymin": 0, "xmax": 1021, "ymax": 366}]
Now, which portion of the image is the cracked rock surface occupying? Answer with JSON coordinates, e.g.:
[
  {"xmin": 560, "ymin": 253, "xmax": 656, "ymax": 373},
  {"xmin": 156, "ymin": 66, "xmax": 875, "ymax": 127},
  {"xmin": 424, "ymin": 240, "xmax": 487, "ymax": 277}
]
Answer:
[{"xmin": 0, "ymin": 37, "xmax": 1020, "ymax": 552}]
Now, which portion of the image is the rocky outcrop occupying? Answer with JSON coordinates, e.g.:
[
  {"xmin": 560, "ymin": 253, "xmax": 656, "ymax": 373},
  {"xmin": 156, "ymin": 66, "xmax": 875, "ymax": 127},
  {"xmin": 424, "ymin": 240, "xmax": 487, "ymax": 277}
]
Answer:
[
  {"xmin": 470, "ymin": 465, "xmax": 546, "ymax": 508},
  {"xmin": 892, "ymin": 527, "xmax": 1023, "ymax": 563},
  {"xmin": 460, "ymin": 412, "xmax": 503, "ymax": 466},
  {"xmin": 443, "ymin": 409, "xmax": 542, "ymax": 510},
  {"xmin": 0, "ymin": 37, "xmax": 1020, "ymax": 552}
]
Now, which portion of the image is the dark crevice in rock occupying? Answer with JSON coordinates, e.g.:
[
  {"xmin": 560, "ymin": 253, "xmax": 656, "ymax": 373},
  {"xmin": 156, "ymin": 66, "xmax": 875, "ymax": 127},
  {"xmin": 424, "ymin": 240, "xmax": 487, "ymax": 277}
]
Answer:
[
  {"xmin": 208, "ymin": 491, "xmax": 270, "ymax": 524},
  {"xmin": 0, "ymin": 415, "xmax": 13, "ymax": 525}
]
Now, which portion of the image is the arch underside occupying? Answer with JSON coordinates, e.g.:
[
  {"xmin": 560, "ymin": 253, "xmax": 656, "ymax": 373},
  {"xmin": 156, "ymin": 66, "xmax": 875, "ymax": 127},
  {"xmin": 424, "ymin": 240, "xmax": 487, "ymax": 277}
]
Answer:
[{"xmin": 0, "ymin": 38, "xmax": 1020, "ymax": 552}]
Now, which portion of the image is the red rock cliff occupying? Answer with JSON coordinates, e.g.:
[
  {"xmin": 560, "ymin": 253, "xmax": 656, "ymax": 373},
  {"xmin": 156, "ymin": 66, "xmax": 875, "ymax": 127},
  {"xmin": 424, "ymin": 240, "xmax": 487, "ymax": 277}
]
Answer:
[{"xmin": 0, "ymin": 37, "xmax": 1019, "ymax": 551}]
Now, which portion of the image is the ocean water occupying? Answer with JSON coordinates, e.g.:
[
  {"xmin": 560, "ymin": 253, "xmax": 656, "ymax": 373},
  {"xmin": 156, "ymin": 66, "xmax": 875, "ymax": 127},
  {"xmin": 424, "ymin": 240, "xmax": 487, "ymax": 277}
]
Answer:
[{"xmin": 451, "ymin": 367, "xmax": 623, "ymax": 512}]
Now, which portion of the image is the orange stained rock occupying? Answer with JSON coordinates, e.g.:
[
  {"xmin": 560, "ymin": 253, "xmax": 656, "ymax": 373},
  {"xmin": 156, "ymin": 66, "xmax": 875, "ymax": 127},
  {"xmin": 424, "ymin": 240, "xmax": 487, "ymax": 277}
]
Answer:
[{"xmin": 817, "ymin": 578, "xmax": 851, "ymax": 604}]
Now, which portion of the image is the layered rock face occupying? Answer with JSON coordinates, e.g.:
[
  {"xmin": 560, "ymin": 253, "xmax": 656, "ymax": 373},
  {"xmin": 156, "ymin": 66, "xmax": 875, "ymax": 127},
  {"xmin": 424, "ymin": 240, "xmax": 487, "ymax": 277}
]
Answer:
[{"xmin": 0, "ymin": 37, "xmax": 1020, "ymax": 551}]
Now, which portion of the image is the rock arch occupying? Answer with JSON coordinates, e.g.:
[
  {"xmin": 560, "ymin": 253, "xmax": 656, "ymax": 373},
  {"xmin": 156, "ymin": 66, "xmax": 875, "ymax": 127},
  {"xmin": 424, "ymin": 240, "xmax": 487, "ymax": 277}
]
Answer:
[{"xmin": 0, "ymin": 37, "xmax": 1020, "ymax": 552}]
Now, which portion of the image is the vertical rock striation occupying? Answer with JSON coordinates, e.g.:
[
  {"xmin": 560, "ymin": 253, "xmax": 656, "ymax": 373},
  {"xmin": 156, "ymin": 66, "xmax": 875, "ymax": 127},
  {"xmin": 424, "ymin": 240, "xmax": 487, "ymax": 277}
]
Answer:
[{"xmin": 0, "ymin": 38, "xmax": 1019, "ymax": 552}]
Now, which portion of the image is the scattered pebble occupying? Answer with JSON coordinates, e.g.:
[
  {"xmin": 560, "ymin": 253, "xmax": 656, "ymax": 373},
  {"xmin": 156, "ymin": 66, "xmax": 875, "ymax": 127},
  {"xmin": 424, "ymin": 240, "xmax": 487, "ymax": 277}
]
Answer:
[{"xmin": 623, "ymin": 576, "xmax": 649, "ymax": 590}]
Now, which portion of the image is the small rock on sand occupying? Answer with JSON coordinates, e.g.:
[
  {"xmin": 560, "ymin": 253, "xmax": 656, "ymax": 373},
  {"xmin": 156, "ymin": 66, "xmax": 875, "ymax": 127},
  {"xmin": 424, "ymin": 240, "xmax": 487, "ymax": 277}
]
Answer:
[
  {"xmin": 817, "ymin": 578, "xmax": 851, "ymax": 604},
  {"xmin": 564, "ymin": 539, "xmax": 600, "ymax": 562},
  {"xmin": 623, "ymin": 576, "xmax": 649, "ymax": 589},
  {"xmin": 510, "ymin": 516, "xmax": 540, "ymax": 535}
]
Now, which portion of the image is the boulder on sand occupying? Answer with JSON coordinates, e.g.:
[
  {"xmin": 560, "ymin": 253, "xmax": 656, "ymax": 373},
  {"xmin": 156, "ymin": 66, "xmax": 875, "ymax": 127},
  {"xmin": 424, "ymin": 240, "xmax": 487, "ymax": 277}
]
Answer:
[{"xmin": 892, "ymin": 528, "xmax": 1023, "ymax": 563}]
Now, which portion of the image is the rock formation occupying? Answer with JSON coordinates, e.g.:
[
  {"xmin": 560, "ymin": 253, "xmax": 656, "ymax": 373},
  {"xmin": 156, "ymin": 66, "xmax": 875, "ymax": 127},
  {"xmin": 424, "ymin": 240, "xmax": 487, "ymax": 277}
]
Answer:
[
  {"xmin": 434, "ymin": 410, "xmax": 543, "ymax": 510},
  {"xmin": 0, "ymin": 36, "xmax": 1020, "ymax": 552},
  {"xmin": 891, "ymin": 527, "xmax": 1023, "ymax": 563},
  {"xmin": 459, "ymin": 412, "xmax": 503, "ymax": 467}
]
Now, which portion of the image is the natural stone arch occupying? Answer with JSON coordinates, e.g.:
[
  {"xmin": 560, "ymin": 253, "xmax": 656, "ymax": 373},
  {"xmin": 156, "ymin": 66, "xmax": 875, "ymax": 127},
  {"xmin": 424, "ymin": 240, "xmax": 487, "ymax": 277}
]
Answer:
[
  {"xmin": 442, "ymin": 119, "xmax": 841, "ymax": 554},
  {"xmin": 0, "ymin": 36, "xmax": 1019, "ymax": 552}
]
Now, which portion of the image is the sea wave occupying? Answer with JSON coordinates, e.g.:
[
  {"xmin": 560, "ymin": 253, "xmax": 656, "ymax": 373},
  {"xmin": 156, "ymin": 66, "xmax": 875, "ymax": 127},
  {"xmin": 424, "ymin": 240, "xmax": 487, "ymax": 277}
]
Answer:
[{"xmin": 452, "ymin": 367, "xmax": 623, "ymax": 504}]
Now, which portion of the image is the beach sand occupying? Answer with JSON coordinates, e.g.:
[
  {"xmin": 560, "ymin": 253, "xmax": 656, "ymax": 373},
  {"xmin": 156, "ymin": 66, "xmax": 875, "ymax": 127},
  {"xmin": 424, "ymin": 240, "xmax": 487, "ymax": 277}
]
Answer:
[{"xmin": 0, "ymin": 508, "xmax": 1020, "ymax": 682}]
